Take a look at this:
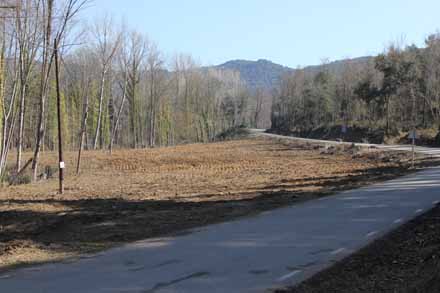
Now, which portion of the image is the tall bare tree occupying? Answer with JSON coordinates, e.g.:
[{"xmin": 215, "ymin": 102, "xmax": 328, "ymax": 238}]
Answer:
[
  {"xmin": 0, "ymin": 7, "xmax": 20, "ymax": 177},
  {"xmin": 32, "ymin": 0, "xmax": 90, "ymax": 181},
  {"xmin": 91, "ymin": 15, "xmax": 121, "ymax": 149},
  {"xmin": 15, "ymin": 0, "xmax": 41, "ymax": 171},
  {"xmin": 146, "ymin": 43, "xmax": 163, "ymax": 147}
]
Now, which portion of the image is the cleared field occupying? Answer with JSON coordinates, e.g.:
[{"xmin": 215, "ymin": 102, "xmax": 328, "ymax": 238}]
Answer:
[{"xmin": 0, "ymin": 137, "xmax": 413, "ymax": 271}]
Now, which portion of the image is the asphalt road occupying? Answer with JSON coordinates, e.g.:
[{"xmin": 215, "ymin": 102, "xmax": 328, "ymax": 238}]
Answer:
[
  {"xmin": 249, "ymin": 128, "xmax": 440, "ymax": 157},
  {"xmin": 2, "ymin": 133, "xmax": 440, "ymax": 293}
]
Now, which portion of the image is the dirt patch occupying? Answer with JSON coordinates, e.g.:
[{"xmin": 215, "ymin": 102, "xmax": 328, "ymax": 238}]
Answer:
[
  {"xmin": 0, "ymin": 137, "xmax": 428, "ymax": 271},
  {"xmin": 275, "ymin": 204, "xmax": 440, "ymax": 293}
]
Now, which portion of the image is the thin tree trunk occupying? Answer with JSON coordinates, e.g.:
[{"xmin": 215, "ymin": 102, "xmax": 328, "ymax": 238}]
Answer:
[
  {"xmin": 76, "ymin": 85, "xmax": 89, "ymax": 175},
  {"xmin": 129, "ymin": 99, "xmax": 136, "ymax": 148},
  {"xmin": 93, "ymin": 68, "xmax": 106, "ymax": 149},
  {"xmin": 149, "ymin": 71, "xmax": 155, "ymax": 147},
  {"xmin": 109, "ymin": 75, "xmax": 127, "ymax": 154},
  {"xmin": 16, "ymin": 85, "xmax": 25, "ymax": 171}
]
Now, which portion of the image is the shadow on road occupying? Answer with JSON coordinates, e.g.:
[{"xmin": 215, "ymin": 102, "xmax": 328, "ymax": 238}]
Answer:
[{"xmin": 0, "ymin": 156, "xmax": 438, "ymax": 273}]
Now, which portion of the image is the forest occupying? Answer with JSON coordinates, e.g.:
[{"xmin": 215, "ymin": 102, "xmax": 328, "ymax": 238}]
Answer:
[
  {"xmin": 0, "ymin": 0, "xmax": 261, "ymax": 181},
  {"xmin": 2, "ymin": 0, "xmax": 440, "ymax": 184},
  {"xmin": 271, "ymin": 34, "xmax": 440, "ymax": 143}
]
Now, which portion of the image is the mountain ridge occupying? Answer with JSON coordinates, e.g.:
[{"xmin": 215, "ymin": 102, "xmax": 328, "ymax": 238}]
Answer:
[{"xmin": 209, "ymin": 56, "xmax": 373, "ymax": 91}]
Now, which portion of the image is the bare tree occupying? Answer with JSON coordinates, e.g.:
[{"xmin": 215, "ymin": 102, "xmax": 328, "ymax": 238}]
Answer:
[
  {"xmin": 91, "ymin": 15, "xmax": 121, "ymax": 149},
  {"xmin": 146, "ymin": 43, "xmax": 163, "ymax": 147},
  {"xmin": 15, "ymin": 0, "xmax": 41, "ymax": 171},
  {"xmin": 120, "ymin": 30, "xmax": 147, "ymax": 149},
  {"xmin": 32, "ymin": 0, "xmax": 90, "ymax": 181},
  {"xmin": 75, "ymin": 49, "xmax": 93, "ymax": 174},
  {"xmin": 424, "ymin": 33, "xmax": 440, "ymax": 127},
  {"xmin": 0, "ymin": 8, "xmax": 20, "ymax": 177},
  {"xmin": 253, "ymin": 88, "xmax": 264, "ymax": 128},
  {"xmin": 76, "ymin": 77, "xmax": 89, "ymax": 174}
]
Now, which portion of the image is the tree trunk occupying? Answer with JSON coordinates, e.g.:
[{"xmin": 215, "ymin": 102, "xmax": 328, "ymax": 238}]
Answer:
[
  {"xmin": 93, "ymin": 68, "xmax": 106, "ymax": 149},
  {"xmin": 16, "ymin": 85, "xmax": 26, "ymax": 171},
  {"xmin": 32, "ymin": 0, "xmax": 53, "ymax": 181},
  {"xmin": 76, "ymin": 88, "xmax": 89, "ymax": 175},
  {"xmin": 109, "ymin": 75, "xmax": 127, "ymax": 154},
  {"xmin": 149, "ymin": 72, "xmax": 155, "ymax": 147}
]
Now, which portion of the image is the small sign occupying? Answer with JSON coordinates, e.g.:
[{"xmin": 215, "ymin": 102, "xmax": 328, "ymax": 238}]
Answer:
[
  {"xmin": 60, "ymin": 161, "xmax": 65, "ymax": 169},
  {"xmin": 408, "ymin": 130, "xmax": 419, "ymax": 140},
  {"xmin": 341, "ymin": 125, "xmax": 347, "ymax": 134}
]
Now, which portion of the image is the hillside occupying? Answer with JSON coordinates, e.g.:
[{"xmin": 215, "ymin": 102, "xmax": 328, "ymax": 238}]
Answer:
[
  {"xmin": 211, "ymin": 56, "xmax": 373, "ymax": 91},
  {"xmin": 213, "ymin": 59, "xmax": 293, "ymax": 90}
]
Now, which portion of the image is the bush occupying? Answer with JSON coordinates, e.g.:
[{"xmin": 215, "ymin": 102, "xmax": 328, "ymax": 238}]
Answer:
[
  {"xmin": 44, "ymin": 165, "xmax": 55, "ymax": 179},
  {"xmin": 7, "ymin": 173, "xmax": 31, "ymax": 186},
  {"xmin": 216, "ymin": 127, "xmax": 250, "ymax": 141},
  {"xmin": 432, "ymin": 131, "xmax": 440, "ymax": 146}
]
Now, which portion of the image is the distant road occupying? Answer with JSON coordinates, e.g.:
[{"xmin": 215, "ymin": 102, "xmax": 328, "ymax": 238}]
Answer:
[
  {"xmin": 2, "ymin": 131, "xmax": 440, "ymax": 292},
  {"xmin": 249, "ymin": 128, "xmax": 440, "ymax": 157}
]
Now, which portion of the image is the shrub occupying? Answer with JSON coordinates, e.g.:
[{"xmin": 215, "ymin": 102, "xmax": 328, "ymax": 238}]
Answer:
[
  {"xmin": 216, "ymin": 127, "xmax": 250, "ymax": 141},
  {"xmin": 6, "ymin": 173, "xmax": 31, "ymax": 186}
]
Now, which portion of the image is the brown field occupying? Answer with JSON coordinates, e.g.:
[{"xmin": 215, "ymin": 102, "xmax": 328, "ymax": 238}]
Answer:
[{"xmin": 0, "ymin": 136, "xmax": 416, "ymax": 271}]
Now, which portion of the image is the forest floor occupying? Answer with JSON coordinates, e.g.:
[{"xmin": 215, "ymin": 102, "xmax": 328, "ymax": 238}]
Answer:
[
  {"xmin": 275, "ymin": 204, "xmax": 440, "ymax": 293},
  {"xmin": 0, "ymin": 136, "xmax": 430, "ymax": 272}
]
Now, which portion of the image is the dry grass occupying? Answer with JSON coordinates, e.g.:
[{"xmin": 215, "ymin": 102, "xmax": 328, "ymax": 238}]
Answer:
[
  {"xmin": 3, "ymin": 138, "xmax": 394, "ymax": 201},
  {"xmin": 0, "ymin": 137, "xmax": 414, "ymax": 271}
]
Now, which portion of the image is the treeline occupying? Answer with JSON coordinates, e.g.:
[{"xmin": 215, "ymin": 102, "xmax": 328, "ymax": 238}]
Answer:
[
  {"xmin": 0, "ymin": 0, "xmax": 263, "ymax": 180},
  {"xmin": 271, "ymin": 33, "xmax": 440, "ymax": 139}
]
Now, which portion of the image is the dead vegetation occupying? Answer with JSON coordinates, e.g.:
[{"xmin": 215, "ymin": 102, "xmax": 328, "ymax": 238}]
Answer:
[{"xmin": 0, "ymin": 137, "xmax": 426, "ymax": 271}]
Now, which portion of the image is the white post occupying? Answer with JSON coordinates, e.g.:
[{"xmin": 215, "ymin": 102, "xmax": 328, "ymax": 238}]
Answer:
[{"xmin": 412, "ymin": 130, "xmax": 415, "ymax": 169}]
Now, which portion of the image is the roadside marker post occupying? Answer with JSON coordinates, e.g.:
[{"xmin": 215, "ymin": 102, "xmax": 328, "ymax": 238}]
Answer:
[
  {"xmin": 412, "ymin": 138, "xmax": 415, "ymax": 169},
  {"xmin": 409, "ymin": 130, "xmax": 418, "ymax": 169},
  {"xmin": 341, "ymin": 124, "xmax": 347, "ymax": 142}
]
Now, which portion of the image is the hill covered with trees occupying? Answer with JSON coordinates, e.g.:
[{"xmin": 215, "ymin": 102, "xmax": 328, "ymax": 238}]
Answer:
[
  {"xmin": 211, "ymin": 57, "xmax": 372, "ymax": 92},
  {"xmin": 270, "ymin": 37, "xmax": 440, "ymax": 144},
  {"xmin": 212, "ymin": 59, "xmax": 293, "ymax": 90}
]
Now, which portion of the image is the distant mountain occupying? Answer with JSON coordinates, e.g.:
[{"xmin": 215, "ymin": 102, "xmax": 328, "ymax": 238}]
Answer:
[
  {"xmin": 210, "ymin": 56, "xmax": 373, "ymax": 91},
  {"xmin": 301, "ymin": 56, "xmax": 373, "ymax": 76},
  {"xmin": 213, "ymin": 59, "xmax": 293, "ymax": 91}
]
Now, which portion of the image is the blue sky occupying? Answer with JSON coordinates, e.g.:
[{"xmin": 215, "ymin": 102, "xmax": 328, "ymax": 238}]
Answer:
[{"xmin": 83, "ymin": 0, "xmax": 440, "ymax": 68}]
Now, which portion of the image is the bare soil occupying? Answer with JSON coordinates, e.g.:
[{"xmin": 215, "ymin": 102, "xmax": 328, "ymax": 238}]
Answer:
[
  {"xmin": 276, "ymin": 204, "xmax": 440, "ymax": 293},
  {"xmin": 0, "ymin": 137, "xmax": 422, "ymax": 271}
]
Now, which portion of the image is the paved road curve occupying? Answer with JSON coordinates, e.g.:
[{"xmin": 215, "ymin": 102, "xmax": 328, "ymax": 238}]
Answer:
[
  {"xmin": 249, "ymin": 128, "xmax": 440, "ymax": 157},
  {"xmin": 2, "ymin": 134, "xmax": 440, "ymax": 292}
]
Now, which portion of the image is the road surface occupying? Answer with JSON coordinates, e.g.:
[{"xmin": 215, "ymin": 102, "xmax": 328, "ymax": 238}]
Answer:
[
  {"xmin": 2, "ymin": 133, "xmax": 440, "ymax": 292},
  {"xmin": 249, "ymin": 128, "xmax": 440, "ymax": 157}
]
